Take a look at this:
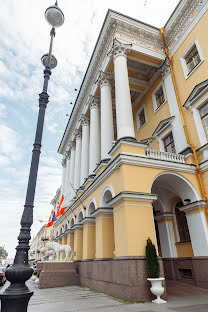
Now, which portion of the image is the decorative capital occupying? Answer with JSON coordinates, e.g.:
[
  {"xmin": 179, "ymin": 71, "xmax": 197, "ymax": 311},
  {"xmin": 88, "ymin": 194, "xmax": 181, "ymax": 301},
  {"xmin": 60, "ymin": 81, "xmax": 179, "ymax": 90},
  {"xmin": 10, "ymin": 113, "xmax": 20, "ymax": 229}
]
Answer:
[
  {"xmin": 89, "ymin": 95, "xmax": 100, "ymax": 109},
  {"xmin": 70, "ymin": 141, "xmax": 75, "ymax": 150},
  {"xmin": 158, "ymin": 57, "xmax": 170, "ymax": 78},
  {"xmin": 80, "ymin": 114, "xmax": 90, "ymax": 126},
  {"xmin": 97, "ymin": 71, "xmax": 113, "ymax": 88},
  {"xmin": 75, "ymin": 129, "xmax": 82, "ymax": 139},
  {"xmin": 65, "ymin": 150, "xmax": 71, "ymax": 159},
  {"xmin": 62, "ymin": 157, "xmax": 66, "ymax": 167},
  {"xmin": 108, "ymin": 38, "xmax": 132, "ymax": 60}
]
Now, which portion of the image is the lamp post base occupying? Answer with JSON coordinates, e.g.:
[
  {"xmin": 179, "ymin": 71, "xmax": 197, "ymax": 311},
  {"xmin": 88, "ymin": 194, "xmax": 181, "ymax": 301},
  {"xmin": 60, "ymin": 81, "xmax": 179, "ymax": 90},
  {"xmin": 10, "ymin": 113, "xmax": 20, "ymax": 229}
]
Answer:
[{"xmin": 0, "ymin": 291, "xmax": 33, "ymax": 312}]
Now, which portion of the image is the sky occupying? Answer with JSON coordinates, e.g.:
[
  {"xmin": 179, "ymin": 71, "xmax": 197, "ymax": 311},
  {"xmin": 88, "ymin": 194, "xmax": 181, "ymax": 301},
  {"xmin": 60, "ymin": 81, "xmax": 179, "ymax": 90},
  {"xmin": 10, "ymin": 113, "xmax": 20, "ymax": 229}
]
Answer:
[{"xmin": 0, "ymin": 0, "xmax": 180, "ymax": 258}]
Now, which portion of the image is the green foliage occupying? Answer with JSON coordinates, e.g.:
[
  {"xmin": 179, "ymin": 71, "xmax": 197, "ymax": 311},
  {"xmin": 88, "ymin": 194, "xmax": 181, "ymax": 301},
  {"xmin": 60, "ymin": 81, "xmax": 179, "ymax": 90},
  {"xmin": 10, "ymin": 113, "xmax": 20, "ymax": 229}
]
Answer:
[
  {"xmin": 0, "ymin": 246, "xmax": 8, "ymax": 260},
  {"xmin": 145, "ymin": 238, "xmax": 160, "ymax": 278},
  {"xmin": 33, "ymin": 271, "xmax": 37, "ymax": 276}
]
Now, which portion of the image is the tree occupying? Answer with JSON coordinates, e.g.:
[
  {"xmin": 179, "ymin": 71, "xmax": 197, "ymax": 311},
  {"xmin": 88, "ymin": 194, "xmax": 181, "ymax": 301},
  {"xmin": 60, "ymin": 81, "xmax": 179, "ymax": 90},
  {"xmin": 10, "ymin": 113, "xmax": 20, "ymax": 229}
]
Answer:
[
  {"xmin": 146, "ymin": 238, "xmax": 160, "ymax": 278},
  {"xmin": 0, "ymin": 246, "xmax": 8, "ymax": 261}
]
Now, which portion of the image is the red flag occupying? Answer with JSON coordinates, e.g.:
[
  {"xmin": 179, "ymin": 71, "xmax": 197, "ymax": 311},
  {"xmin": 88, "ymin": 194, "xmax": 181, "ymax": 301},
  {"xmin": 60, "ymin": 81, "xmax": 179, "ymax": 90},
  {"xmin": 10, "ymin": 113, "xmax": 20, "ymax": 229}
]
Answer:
[
  {"xmin": 46, "ymin": 209, "xmax": 54, "ymax": 228},
  {"xmin": 56, "ymin": 195, "xmax": 65, "ymax": 217}
]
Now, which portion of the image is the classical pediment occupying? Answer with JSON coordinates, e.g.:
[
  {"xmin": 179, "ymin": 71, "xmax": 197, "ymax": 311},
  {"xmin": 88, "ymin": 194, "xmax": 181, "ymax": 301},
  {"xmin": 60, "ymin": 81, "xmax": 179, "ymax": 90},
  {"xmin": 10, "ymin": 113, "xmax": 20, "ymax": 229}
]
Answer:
[
  {"xmin": 152, "ymin": 116, "xmax": 175, "ymax": 137},
  {"xmin": 183, "ymin": 79, "xmax": 208, "ymax": 108}
]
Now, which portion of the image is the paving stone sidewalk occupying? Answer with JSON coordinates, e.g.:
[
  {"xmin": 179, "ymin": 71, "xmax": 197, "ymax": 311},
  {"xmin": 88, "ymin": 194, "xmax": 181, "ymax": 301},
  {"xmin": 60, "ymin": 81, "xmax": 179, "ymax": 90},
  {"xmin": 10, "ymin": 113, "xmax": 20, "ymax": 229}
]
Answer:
[{"xmin": 25, "ymin": 280, "xmax": 208, "ymax": 312}]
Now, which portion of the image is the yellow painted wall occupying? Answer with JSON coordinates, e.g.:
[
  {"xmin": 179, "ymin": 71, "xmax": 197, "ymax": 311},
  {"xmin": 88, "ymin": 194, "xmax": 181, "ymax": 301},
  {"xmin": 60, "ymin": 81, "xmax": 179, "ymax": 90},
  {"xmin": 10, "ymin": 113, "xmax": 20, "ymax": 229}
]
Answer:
[
  {"xmin": 67, "ymin": 233, "xmax": 74, "ymax": 251},
  {"xmin": 74, "ymin": 228, "xmax": 83, "ymax": 260},
  {"xmin": 171, "ymin": 10, "xmax": 208, "ymax": 149},
  {"xmin": 133, "ymin": 76, "xmax": 171, "ymax": 148},
  {"xmin": 114, "ymin": 200, "xmax": 157, "ymax": 256},
  {"xmin": 83, "ymin": 222, "xmax": 95, "ymax": 259},
  {"xmin": 176, "ymin": 242, "xmax": 194, "ymax": 257},
  {"xmin": 95, "ymin": 214, "xmax": 114, "ymax": 258}
]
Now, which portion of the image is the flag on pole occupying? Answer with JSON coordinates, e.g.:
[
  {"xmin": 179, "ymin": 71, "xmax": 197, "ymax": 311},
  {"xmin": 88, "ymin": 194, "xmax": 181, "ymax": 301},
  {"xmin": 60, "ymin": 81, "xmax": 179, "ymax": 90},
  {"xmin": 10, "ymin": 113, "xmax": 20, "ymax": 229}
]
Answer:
[
  {"xmin": 46, "ymin": 209, "xmax": 54, "ymax": 228},
  {"xmin": 56, "ymin": 194, "xmax": 64, "ymax": 217}
]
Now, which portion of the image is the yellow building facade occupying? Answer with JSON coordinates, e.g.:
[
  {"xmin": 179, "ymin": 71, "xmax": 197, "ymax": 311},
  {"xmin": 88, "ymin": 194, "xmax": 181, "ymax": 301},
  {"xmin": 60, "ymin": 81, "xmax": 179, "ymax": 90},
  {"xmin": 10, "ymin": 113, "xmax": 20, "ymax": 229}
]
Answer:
[{"xmin": 51, "ymin": 0, "xmax": 208, "ymax": 301}]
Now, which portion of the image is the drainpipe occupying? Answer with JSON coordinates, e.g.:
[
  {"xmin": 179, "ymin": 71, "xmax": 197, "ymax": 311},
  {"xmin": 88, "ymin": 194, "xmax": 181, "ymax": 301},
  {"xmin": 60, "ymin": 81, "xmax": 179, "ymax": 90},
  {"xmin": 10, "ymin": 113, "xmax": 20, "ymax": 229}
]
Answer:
[{"xmin": 160, "ymin": 28, "xmax": 208, "ymax": 212}]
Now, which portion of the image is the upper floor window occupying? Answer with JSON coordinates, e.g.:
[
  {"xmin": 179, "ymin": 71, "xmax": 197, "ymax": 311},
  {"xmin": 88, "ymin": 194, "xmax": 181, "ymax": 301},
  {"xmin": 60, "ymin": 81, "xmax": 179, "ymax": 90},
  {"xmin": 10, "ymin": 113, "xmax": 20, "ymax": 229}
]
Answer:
[
  {"xmin": 200, "ymin": 103, "xmax": 208, "ymax": 137},
  {"xmin": 181, "ymin": 39, "xmax": 203, "ymax": 79},
  {"xmin": 136, "ymin": 104, "xmax": 147, "ymax": 130},
  {"xmin": 152, "ymin": 82, "xmax": 166, "ymax": 112},
  {"xmin": 185, "ymin": 44, "xmax": 201, "ymax": 74},
  {"xmin": 163, "ymin": 132, "xmax": 176, "ymax": 153},
  {"xmin": 155, "ymin": 86, "xmax": 165, "ymax": 108},
  {"xmin": 175, "ymin": 202, "xmax": 190, "ymax": 243}
]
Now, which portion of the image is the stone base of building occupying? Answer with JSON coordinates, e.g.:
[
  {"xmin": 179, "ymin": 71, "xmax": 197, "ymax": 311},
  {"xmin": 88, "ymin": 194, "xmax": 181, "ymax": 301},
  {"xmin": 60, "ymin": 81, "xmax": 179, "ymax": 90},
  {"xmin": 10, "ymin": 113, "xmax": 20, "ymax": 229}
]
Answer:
[
  {"xmin": 77, "ymin": 257, "xmax": 167, "ymax": 302},
  {"xmin": 39, "ymin": 262, "xmax": 80, "ymax": 289},
  {"xmin": 163, "ymin": 257, "xmax": 208, "ymax": 289}
]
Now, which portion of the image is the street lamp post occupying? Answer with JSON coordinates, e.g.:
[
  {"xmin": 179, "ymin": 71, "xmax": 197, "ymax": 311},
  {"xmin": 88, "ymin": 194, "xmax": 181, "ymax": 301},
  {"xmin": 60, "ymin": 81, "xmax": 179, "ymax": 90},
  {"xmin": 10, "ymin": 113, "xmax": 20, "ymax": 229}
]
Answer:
[{"xmin": 0, "ymin": 2, "xmax": 64, "ymax": 312}]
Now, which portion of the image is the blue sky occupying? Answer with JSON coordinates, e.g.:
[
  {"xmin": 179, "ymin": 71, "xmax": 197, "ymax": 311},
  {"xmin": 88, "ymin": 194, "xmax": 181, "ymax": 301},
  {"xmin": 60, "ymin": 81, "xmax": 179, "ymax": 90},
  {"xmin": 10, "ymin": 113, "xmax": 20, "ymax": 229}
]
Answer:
[{"xmin": 0, "ymin": 0, "xmax": 179, "ymax": 257}]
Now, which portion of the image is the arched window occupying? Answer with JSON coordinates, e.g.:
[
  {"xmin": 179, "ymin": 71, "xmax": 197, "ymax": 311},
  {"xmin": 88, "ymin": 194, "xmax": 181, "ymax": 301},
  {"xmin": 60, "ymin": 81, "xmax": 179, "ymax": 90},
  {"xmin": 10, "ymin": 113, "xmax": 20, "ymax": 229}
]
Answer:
[{"xmin": 175, "ymin": 202, "xmax": 190, "ymax": 242}]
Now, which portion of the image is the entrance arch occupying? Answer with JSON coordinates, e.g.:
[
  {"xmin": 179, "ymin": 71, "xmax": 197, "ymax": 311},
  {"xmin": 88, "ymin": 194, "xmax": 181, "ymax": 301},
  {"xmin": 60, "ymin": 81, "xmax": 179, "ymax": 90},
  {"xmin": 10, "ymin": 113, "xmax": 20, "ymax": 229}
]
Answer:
[{"xmin": 151, "ymin": 172, "xmax": 199, "ymax": 258}]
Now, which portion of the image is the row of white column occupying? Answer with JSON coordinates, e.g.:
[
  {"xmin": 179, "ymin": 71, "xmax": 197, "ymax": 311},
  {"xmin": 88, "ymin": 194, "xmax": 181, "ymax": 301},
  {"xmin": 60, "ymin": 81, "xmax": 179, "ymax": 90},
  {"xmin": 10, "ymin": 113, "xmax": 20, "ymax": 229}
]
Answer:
[{"xmin": 61, "ymin": 39, "xmax": 136, "ymax": 193}]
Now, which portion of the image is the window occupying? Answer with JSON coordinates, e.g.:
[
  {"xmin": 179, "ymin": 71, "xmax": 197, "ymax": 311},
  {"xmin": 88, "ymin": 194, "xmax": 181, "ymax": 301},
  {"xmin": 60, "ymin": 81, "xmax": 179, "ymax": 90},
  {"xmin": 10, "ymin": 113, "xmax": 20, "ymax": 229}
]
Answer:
[
  {"xmin": 136, "ymin": 105, "xmax": 147, "ymax": 130},
  {"xmin": 163, "ymin": 132, "xmax": 176, "ymax": 153},
  {"xmin": 180, "ymin": 39, "xmax": 203, "ymax": 79},
  {"xmin": 152, "ymin": 82, "xmax": 166, "ymax": 112},
  {"xmin": 200, "ymin": 103, "xmax": 208, "ymax": 137},
  {"xmin": 185, "ymin": 44, "xmax": 201, "ymax": 74},
  {"xmin": 155, "ymin": 86, "xmax": 165, "ymax": 108},
  {"xmin": 175, "ymin": 202, "xmax": 190, "ymax": 243}
]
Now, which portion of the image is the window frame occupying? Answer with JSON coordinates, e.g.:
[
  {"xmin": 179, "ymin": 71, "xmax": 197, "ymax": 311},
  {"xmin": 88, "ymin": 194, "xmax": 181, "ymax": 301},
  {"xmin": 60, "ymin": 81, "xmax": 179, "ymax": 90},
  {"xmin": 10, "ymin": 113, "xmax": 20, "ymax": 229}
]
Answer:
[
  {"xmin": 175, "ymin": 205, "xmax": 191, "ymax": 243},
  {"xmin": 136, "ymin": 104, "xmax": 147, "ymax": 131},
  {"xmin": 199, "ymin": 103, "xmax": 208, "ymax": 139},
  {"xmin": 163, "ymin": 131, "xmax": 176, "ymax": 154},
  {"xmin": 180, "ymin": 39, "xmax": 203, "ymax": 79},
  {"xmin": 152, "ymin": 82, "xmax": 167, "ymax": 113}
]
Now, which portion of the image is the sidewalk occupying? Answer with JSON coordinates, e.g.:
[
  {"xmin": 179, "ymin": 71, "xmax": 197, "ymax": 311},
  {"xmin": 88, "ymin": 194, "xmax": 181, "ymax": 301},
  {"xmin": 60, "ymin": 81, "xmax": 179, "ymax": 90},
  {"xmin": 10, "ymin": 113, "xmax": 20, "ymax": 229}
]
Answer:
[{"xmin": 27, "ymin": 280, "xmax": 208, "ymax": 312}]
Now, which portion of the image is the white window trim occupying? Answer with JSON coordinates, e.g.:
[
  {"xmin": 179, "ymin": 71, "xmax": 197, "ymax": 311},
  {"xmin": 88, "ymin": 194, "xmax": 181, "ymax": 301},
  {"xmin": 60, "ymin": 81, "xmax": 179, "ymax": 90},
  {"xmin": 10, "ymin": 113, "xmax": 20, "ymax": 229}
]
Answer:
[
  {"xmin": 156, "ymin": 127, "xmax": 176, "ymax": 153},
  {"xmin": 180, "ymin": 38, "xmax": 204, "ymax": 80},
  {"xmin": 136, "ymin": 104, "xmax": 147, "ymax": 131},
  {"xmin": 152, "ymin": 82, "xmax": 167, "ymax": 113}
]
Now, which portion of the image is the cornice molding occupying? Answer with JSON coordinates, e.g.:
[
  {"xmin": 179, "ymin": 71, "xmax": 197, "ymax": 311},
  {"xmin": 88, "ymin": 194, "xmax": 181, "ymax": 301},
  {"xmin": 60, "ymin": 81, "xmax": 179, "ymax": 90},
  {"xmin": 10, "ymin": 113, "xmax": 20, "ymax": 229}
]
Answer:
[
  {"xmin": 165, "ymin": 0, "xmax": 208, "ymax": 54},
  {"xmin": 108, "ymin": 191, "xmax": 158, "ymax": 207}
]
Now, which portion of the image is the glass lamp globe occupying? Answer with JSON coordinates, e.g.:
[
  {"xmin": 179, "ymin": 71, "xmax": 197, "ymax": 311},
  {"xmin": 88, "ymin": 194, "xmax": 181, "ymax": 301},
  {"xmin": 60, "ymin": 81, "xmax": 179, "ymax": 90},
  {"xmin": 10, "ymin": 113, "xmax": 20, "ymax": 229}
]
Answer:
[
  {"xmin": 41, "ymin": 53, "xmax": 57, "ymax": 69},
  {"xmin": 45, "ymin": 5, "xmax": 64, "ymax": 28}
]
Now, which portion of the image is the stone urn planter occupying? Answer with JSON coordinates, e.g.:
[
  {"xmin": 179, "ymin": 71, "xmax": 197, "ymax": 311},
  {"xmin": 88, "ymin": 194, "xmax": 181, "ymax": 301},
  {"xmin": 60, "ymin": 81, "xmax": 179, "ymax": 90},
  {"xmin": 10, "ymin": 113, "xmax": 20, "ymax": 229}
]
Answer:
[
  {"xmin": 146, "ymin": 238, "xmax": 166, "ymax": 304},
  {"xmin": 147, "ymin": 277, "xmax": 166, "ymax": 304}
]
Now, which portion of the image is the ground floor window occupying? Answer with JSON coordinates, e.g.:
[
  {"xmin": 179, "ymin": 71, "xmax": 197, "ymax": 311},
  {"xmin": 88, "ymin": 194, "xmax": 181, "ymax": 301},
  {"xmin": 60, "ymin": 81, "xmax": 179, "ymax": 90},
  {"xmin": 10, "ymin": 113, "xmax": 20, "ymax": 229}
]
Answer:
[{"xmin": 175, "ymin": 202, "xmax": 190, "ymax": 243}]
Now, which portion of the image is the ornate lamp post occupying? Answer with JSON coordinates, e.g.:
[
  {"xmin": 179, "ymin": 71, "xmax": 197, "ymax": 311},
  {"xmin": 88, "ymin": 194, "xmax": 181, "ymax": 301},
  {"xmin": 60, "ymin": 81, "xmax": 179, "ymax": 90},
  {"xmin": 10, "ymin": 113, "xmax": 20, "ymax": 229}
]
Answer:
[{"xmin": 0, "ymin": 2, "xmax": 64, "ymax": 311}]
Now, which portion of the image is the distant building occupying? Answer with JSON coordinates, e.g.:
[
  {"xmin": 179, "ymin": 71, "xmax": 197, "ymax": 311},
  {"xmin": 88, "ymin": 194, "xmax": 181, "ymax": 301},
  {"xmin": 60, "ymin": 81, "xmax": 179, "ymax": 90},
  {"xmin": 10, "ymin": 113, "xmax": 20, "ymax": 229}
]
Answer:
[
  {"xmin": 30, "ymin": 225, "xmax": 52, "ymax": 262},
  {"xmin": 51, "ymin": 0, "xmax": 208, "ymax": 301}
]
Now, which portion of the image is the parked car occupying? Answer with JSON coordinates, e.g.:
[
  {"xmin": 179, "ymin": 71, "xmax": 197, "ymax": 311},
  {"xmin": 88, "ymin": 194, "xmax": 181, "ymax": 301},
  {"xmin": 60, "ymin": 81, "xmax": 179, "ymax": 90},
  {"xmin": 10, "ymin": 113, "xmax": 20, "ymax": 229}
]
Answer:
[{"xmin": 0, "ymin": 267, "xmax": 6, "ymax": 285}]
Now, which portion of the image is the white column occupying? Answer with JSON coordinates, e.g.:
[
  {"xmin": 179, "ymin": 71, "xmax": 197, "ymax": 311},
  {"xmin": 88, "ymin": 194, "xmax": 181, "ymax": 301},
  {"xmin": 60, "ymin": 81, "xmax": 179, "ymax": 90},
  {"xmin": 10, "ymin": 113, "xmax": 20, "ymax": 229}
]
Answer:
[
  {"xmin": 64, "ymin": 151, "xmax": 71, "ymax": 193},
  {"xmin": 89, "ymin": 96, "xmax": 101, "ymax": 176},
  {"xmin": 69, "ymin": 142, "xmax": 76, "ymax": 188},
  {"xmin": 80, "ymin": 115, "xmax": 90, "ymax": 186},
  {"xmin": 181, "ymin": 201, "xmax": 208, "ymax": 256},
  {"xmin": 155, "ymin": 213, "xmax": 177, "ymax": 258},
  {"xmin": 160, "ymin": 62, "xmax": 188, "ymax": 153},
  {"xmin": 109, "ymin": 38, "xmax": 135, "ymax": 140},
  {"xmin": 61, "ymin": 157, "xmax": 66, "ymax": 195},
  {"xmin": 98, "ymin": 71, "xmax": 114, "ymax": 161},
  {"xmin": 191, "ymin": 107, "xmax": 208, "ymax": 159},
  {"xmin": 74, "ymin": 129, "xmax": 82, "ymax": 190}
]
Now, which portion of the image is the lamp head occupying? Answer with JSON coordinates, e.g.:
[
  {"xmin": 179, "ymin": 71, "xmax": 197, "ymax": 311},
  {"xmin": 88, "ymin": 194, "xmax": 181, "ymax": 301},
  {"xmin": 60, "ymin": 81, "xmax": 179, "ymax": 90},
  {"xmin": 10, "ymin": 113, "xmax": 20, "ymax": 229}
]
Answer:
[
  {"xmin": 45, "ymin": 3, "xmax": 64, "ymax": 28},
  {"xmin": 41, "ymin": 53, "xmax": 57, "ymax": 69}
]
